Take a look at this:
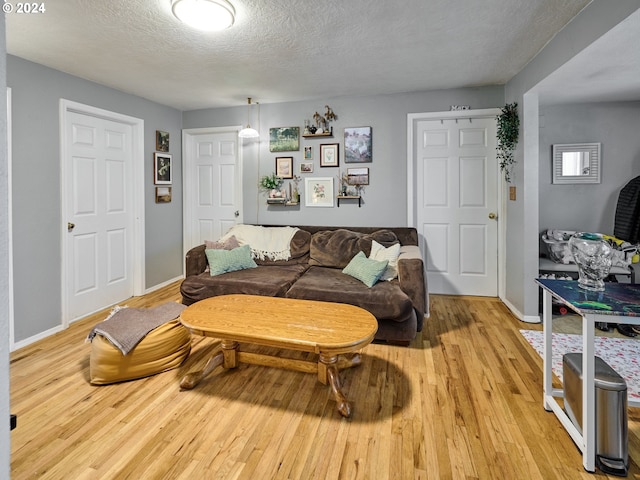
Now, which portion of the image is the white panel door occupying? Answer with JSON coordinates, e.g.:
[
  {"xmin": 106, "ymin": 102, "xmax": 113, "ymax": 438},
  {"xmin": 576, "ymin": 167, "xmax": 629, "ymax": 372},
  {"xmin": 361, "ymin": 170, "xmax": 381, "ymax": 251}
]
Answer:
[
  {"xmin": 417, "ymin": 117, "xmax": 498, "ymax": 296},
  {"xmin": 184, "ymin": 129, "xmax": 241, "ymax": 250},
  {"xmin": 65, "ymin": 112, "xmax": 134, "ymax": 319}
]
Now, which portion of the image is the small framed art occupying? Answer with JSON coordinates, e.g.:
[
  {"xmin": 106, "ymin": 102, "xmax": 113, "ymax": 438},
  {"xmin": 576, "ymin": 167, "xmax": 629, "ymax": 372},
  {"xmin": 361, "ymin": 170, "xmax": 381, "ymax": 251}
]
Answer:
[
  {"xmin": 156, "ymin": 130, "xmax": 169, "ymax": 152},
  {"xmin": 347, "ymin": 167, "xmax": 369, "ymax": 185},
  {"xmin": 275, "ymin": 156, "xmax": 293, "ymax": 179},
  {"xmin": 300, "ymin": 162, "xmax": 313, "ymax": 173},
  {"xmin": 320, "ymin": 143, "xmax": 339, "ymax": 167},
  {"xmin": 154, "ymin": 152, "xmax": 172, "ymax": 184},
  {"xmin": 305, "ymin": 177, "xmax": 334, "ymax": 207},
  {"xmin": 304, "ymin": 146, "xmax": 312, "ymax": 160},
  {"xmin": 155, "ymin": 186, "xmax": 172, "ymax": 203}
]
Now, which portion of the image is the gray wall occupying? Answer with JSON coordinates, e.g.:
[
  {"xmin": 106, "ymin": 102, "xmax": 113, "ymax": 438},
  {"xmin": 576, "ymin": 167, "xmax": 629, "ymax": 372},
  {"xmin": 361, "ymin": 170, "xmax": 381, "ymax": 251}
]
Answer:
[
  {"xmin": 539, "ymin": 101, "xmax": 640, "ymax": 236},
  {"xmin": 8, "ymin": 55, "xmax": 184, "ymax": 342},
  {"xmin": 1, "ymin": 15, "xmax": 11, "ymax": 477},
  {"xmin": 505, "ymin": 0, "xmax": 640, "ymax": 319},
  {"xmin": 184, "ymin": 87, "xmax": 504, "ymax": 228}
]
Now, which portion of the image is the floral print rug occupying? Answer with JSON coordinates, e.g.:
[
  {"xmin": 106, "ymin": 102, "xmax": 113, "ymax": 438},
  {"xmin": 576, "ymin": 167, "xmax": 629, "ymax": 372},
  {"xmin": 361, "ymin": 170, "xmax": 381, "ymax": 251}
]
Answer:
[{"xmin": 520, "ymin": 329, "xmax": 640, "ymax": 401}]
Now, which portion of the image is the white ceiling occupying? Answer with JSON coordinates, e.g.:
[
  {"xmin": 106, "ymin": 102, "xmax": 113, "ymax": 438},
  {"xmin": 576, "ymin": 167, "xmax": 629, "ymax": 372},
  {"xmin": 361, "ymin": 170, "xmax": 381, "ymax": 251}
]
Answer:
[{"xmin": 5, "ymin": 0, "xmax": 602, "ymax": 111}]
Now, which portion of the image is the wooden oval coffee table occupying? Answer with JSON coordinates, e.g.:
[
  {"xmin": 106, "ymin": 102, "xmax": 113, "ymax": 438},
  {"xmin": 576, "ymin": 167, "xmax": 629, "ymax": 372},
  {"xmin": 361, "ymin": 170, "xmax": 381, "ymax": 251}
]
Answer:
[{"xmin": 179, "ymin": 294, "xmax": 378, "ymax": 417}]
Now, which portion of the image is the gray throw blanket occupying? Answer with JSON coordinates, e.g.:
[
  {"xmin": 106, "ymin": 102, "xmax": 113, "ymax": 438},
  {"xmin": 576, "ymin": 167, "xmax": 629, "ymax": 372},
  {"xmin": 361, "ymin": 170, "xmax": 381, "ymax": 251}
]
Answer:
[{"xmin": 87, "ymin": 302, "xmax": 187, "ymax": 355}]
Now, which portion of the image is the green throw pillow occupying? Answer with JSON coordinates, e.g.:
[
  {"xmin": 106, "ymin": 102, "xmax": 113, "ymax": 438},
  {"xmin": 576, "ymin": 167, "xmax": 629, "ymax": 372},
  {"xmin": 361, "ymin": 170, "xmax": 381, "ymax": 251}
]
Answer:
[
  {"xmin": 206, "ymin": 244, "xmax": 257, "ymax": 276},
  {"xmin": 342, "ymin": 251, "xmax": 388, "ymax": 288}
]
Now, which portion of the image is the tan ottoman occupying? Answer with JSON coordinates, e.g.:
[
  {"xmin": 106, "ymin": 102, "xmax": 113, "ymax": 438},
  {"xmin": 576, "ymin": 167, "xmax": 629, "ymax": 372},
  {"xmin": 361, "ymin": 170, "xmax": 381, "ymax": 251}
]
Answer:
[{"xmin": 90, "ymin": 319, "xmax": 191, "ymax": 385}]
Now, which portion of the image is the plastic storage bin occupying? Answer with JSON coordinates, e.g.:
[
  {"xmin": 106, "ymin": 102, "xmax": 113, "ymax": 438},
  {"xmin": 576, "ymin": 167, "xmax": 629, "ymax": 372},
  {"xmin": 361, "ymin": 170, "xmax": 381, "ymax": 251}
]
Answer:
[{"xmin": 563, "ymin": 352, "xmax": 628, "ymax": 476}]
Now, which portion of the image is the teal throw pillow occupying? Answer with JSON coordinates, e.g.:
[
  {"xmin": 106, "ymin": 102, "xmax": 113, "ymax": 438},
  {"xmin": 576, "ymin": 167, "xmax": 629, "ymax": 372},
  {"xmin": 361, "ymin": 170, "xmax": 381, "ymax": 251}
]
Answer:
[
  {"xmin": 206, "ymin": 244, "xmax": 257, "ymax": 276},
  {"xmin": 342, "ymin": 251, "xmax": 388, "ymax": 288}
]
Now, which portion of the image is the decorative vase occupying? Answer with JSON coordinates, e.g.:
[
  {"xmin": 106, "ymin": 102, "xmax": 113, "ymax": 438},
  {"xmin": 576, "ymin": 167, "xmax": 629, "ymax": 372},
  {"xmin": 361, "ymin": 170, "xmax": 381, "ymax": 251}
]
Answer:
[{"xmin": 569, "ymin": 232, "xmax": 613, "ymax": 291}]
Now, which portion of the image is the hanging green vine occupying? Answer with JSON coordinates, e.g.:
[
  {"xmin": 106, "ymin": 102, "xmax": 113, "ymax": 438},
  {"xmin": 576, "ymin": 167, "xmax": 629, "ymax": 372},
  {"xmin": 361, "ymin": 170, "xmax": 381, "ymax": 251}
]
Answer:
[{"xmin": 496, "ymin": 102, "xmax": 520, "ymax": 183}]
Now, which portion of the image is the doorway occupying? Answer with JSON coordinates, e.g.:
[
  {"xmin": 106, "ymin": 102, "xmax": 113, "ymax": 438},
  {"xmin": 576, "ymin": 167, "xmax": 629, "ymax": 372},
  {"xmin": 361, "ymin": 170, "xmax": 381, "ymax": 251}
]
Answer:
[
  {"xmin": 182, "ymin": 127, "xmax": 243, "ymax": 256},
  {"xmin": 60, "ymin": 100, "xmax": 145, "ymax": 326},
  {"xmin": 408, "ymin": 109, "xmax": 504, "ymax": 296}
]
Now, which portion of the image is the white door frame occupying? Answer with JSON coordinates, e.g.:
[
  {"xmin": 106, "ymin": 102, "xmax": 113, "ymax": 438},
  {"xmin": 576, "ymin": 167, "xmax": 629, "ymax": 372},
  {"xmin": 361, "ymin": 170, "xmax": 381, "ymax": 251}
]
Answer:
[
  {"xmin": 7, "ymin": 88, "xmax": 15, "ymax": 351},
  {"xmin": 407, "ymin": 108, "xmax": 506, "ymax": 299},
  {"xmin": 60, "ymin": 99, "xmax": 145, "ymax": 327},
  {"xmin": 182, "ymin": 126, "xmax": 244, "ymax": 262}
]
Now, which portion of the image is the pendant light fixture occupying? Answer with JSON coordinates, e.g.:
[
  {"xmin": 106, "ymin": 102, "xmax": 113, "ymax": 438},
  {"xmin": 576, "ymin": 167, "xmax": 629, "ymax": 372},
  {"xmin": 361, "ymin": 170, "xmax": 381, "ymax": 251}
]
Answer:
[
  {"xmin": 238, "ymin": 98, "xmax": 260, "ymax": 139},
  {"xmin": 171, "ymin": 0, "xmax": 235, "ymax": 31}
]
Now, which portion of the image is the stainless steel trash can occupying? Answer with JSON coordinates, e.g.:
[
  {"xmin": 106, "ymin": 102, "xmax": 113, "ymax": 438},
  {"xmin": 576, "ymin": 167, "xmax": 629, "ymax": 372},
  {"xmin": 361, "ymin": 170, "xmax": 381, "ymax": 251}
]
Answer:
[{"xmin": 563, "ymin": 352, "xmax": 628, "ymax": 476}]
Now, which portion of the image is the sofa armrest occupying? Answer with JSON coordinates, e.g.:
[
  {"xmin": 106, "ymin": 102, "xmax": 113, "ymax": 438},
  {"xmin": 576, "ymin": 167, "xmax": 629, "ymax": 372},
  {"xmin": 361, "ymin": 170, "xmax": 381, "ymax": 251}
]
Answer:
[
  {"xmin": 397, "ymin": 245, "xmax": 428, "ymax": 324},
  {"xmin": 185, "ymin": 244, "xmax": 207, "ymax": 277}
]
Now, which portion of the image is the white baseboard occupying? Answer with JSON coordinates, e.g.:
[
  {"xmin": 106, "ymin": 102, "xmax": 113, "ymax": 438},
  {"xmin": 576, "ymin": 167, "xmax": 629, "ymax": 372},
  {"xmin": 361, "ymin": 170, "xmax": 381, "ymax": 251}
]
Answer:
[
  {"xmin": 144, "ymin": 275, "xmax": 184, "ymax": 295},
  {"xmin": 11, "ymin": 324, "xmax": 65, "ymax": 352},
  {"xmin": 500, "ymin": 296, "xmax": 541, "ymax": 324},
  {"xmin": 12, "ymin": 275, "xmax": 184, "ymax": 353}
]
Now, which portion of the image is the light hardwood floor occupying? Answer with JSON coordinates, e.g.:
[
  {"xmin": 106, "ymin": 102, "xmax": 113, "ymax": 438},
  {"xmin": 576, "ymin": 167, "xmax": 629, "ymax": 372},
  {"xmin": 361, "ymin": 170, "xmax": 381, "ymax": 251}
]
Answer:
[{"xmin": 10, "ymin": 283, "xmax": 640, "ymax": 479}]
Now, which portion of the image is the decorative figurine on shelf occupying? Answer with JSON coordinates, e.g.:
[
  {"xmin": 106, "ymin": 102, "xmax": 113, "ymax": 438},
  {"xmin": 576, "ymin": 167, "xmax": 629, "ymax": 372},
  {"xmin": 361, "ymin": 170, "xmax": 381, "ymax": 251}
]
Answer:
[{"xmin": 306, "ymin": 106, "xmax": 337, "ymax": 136}]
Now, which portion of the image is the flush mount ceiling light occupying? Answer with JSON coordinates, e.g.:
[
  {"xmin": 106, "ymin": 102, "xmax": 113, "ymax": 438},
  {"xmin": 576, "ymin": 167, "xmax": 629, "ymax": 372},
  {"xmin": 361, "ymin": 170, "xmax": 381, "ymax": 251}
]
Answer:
[
  {"xmin": 238, "ymin": 98, "xmax": 260, "ymax": 139},
  {"xmin": 171, "ymin": 0, "xmax": 235, "ymax": 31}
]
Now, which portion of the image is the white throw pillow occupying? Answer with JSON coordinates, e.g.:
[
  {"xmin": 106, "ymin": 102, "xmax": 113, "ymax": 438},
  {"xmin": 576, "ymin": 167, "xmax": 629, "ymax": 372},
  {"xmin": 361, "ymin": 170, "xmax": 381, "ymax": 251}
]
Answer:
[{"xmin": 369, "ymin": 240, "xmax": 401, "ymax": 281}]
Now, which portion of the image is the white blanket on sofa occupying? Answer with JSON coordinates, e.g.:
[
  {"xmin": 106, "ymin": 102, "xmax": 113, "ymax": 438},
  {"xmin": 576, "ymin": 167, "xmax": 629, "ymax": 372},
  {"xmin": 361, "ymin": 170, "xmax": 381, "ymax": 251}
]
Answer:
[{"xmin": 220, "ymin": 224, "xmax": 299, "ymax": 261}]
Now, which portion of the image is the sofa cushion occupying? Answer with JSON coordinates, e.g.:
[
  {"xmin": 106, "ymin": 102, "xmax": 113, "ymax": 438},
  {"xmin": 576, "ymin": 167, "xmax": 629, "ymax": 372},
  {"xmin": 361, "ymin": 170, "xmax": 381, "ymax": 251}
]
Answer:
[
  {"xmin": 285, "ymin": 266, "xmax": 414, "ymax": 321},
  {"xmin": 206, "ymin": 244, "xmax": 257, "ymax": 276},
  {"xmin": 369, "ymin": 240, "xmax": 401, "ymax": 281},
  {"xmin": 342, "ymin": 251, "xmax": 388, "ymax": 287},
  {"xmin": 181, "ymin": 264, "xmax": 308, "ymax": 305},
  {"xmin": 309, "ymin": 229, "xmax": 399, "ymax": 268},
  {"xmin": 205, "ymin": 235, "xmax": 240, "ymax": 251}
]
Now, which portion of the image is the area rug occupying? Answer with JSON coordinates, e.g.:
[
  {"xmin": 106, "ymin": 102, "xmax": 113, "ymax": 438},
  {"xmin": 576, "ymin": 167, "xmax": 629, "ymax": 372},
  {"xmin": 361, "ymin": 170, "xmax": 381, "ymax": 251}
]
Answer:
[{"xmin": 520, "ymin": 330, "xmax": 640, "ymax": 401}]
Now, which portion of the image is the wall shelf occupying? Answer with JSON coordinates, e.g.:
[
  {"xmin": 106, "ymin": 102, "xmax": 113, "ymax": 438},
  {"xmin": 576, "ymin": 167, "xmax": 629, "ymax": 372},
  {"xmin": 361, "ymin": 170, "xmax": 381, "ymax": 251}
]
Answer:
[
  {"xmin": 267, "ymin": 199, "xmax": 299, "ymax": 206},
  {"xmin": 336, "ymin": 195, "xmax": 361, "ymax": 207},
  {"xmin": 302, "ymin": 132, "xmax": 333, "ymax": 138}
]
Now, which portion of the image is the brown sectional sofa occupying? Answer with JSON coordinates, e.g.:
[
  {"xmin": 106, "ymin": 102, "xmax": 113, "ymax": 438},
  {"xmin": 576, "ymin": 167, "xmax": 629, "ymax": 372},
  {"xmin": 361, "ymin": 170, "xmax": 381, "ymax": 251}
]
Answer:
[{"xmin": 180, "ymin": 225, "xmax": 428, "ymax": 345}]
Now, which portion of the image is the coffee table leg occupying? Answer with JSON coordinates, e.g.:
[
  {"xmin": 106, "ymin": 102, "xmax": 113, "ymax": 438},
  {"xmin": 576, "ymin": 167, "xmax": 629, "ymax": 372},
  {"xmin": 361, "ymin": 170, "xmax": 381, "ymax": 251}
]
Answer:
[
  {"xmin": 319, "ymin": 354, "xmax": 352, "ymax": 418},
  {"xmin": 180, "ymin": 350, "xmax": 224, "ymax": 390}
]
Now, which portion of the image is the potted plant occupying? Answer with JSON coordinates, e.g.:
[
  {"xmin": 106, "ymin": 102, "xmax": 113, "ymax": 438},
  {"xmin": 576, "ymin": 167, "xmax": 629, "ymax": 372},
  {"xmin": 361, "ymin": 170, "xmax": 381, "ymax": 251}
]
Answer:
[
  {"xmin": 259, "ymin": 173, "xmax": 283, "ymax": 197},
  {"xmin": 496, "ymin": 102, "xmax": 520, "ymax": 183}
]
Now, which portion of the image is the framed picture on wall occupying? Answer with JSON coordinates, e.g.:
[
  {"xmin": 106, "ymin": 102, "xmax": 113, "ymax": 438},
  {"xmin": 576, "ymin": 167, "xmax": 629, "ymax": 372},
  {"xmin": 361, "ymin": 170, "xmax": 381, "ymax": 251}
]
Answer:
[
  {"xmin": 154, "ymin": 152, "xmax": 172, "ymax": 184},
  {"xmin": 344, "ymin": 126, "xmax": 372, "ymax": 163},
  {"xmin": 347, "ymin": 167, "xmax": 369, "ymax": 185},
  {"xmin": 156, "ymin": 130, "xmax": 169, "ymax": 152},
  {"xmin": 155, "ymin": 186, "xmax": 172, "ymax": 203},
  {"xmin": 305, "ymin": 177, "xmax": 334, "ymax": 207},
  {"xmin": 320, "ymin": 143, "xmax": 339, "ymax": 167},
  {"xmin": 275, "ymin": 156, "xmax": 293, "ymax": 179},
  {"xmin": 269, "ymin": 127, "xmax": 300, "ymax": 152},
  {"xmin": 300, "ymin": 162, "xmax": 313, "ymax": 173},
  {"xmin": 304, "ymin": 146, "xmax": 312, "ymax": 160}
]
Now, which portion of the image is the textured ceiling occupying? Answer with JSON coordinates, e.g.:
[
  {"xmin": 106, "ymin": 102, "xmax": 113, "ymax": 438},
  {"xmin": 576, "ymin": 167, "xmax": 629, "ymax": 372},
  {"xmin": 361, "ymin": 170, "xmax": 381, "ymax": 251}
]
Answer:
[{"xmin": 6, "ymin": 0, "xmax": 593, "ymax": 111}]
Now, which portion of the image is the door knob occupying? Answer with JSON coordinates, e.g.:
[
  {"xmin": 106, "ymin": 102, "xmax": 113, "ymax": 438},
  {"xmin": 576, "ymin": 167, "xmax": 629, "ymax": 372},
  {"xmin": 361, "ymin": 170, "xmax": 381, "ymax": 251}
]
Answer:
[
  {"xmin": 488, "ymin": 212, "xmax": 497, "ymax": 220},
  {"xmin": 234, "ymin": 210, "xmax": 239, "ymax": 218},
  {"xmin": 67, "ymin": 222, "xmax": 75, "ymax": 232}
]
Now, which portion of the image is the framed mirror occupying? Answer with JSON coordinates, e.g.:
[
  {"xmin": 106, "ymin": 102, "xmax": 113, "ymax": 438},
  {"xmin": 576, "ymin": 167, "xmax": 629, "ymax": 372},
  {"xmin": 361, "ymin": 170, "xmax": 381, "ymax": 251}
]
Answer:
[{"xmin": 552, "ymin": 143, "xmax": 601, "ymax": 184}]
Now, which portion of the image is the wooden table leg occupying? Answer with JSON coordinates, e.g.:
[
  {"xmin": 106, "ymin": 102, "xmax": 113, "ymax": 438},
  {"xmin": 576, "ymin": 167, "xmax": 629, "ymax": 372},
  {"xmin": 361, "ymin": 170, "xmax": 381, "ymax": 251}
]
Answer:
[
  {"xmin": 222, "ymin": 340, "xmax": 239, "ymax": 368},
  {"xmin": 319, "ymin": 353, "xmax": 352, "ymax": 417},
  {"xmin": 180, "ymin": 350, "xmax": 224, "ymax": 390}
]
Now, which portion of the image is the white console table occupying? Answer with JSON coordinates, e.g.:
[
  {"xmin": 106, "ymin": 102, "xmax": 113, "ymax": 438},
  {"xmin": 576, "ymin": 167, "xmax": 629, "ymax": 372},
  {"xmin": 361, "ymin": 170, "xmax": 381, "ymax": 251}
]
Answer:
[{"xmin": 536, "ymin": 278, "xmax": 640, "ymax": 473}]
